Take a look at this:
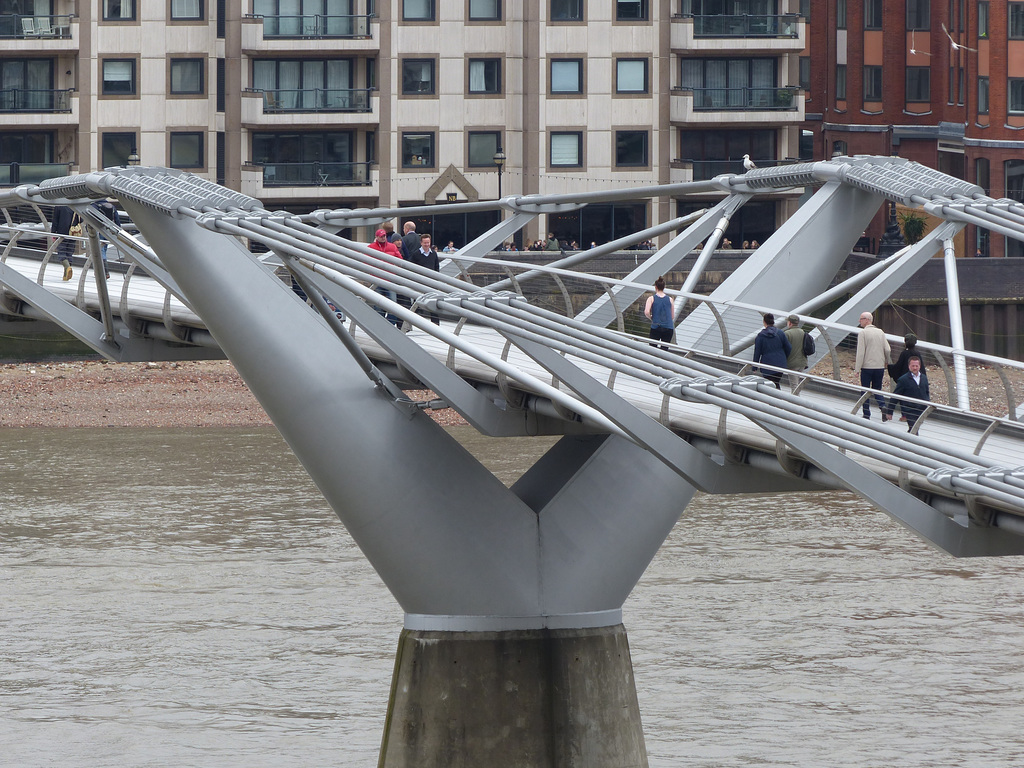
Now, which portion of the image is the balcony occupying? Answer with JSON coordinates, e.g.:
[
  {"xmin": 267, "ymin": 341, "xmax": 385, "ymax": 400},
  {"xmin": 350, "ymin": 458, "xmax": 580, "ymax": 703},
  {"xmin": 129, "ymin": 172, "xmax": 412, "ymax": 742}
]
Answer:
[
  {"xmin": 242, "ymin": 88, "xmax": 377, "ymax": 127},
  {"xmin": 260, "ymin": 161, "xmax": 373, "ymax": 187},
  {"xmin": 671, "ymin": 86, "xmax": 803, "ymax": 125},
  {"xmin": 0, "ymin": 162, "xmax": 73, "ymax": 186},
  {"xmin": 0, "ymin": 14, "xmax": 74, "ymax": 40},
  {"xmin": 672, "ymin": 14, "xmax": 804, "ymax": 52},
  {"xmin": 262, "ymin": 88, "xmax": 371, "ymax": 113},
  {"xmin": 241, "ymin": 14, "xmax": 378, "ymax": 53},
  {"xmin": 0, "ymin": 88, "xmax": 73, "ymax": 113}
]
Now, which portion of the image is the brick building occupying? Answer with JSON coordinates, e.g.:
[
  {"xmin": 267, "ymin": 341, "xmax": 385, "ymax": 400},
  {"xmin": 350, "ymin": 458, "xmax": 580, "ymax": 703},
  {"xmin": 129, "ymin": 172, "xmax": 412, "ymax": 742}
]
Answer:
[{"xmin": 803, "ymin": 0, "xmax": 1024, "ymax": 257}]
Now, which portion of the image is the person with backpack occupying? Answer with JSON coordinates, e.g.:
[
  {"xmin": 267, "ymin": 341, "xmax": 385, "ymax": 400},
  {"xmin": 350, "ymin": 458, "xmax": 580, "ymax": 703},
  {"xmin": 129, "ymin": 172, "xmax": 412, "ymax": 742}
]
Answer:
[
  {"xmin": 753, "ymin": 312, "xmax": 791, "ymax": 390},
  {"xmin": 783, "ymin": 313, "xmax": 814, "ymax": 387}
]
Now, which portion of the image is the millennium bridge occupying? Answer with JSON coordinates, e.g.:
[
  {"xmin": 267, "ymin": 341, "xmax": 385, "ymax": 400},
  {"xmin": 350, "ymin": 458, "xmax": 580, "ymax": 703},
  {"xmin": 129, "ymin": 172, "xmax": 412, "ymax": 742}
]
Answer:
[{"xmin": 3, "ymin": 155, "xmax": 1024, "ymax": 766}]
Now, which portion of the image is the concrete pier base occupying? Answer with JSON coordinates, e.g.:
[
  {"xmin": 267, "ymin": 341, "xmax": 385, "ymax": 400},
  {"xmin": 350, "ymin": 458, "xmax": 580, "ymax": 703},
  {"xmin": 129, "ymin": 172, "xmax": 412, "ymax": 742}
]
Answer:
[{"xmin": 377, "ymin": 624, "xmax": 648, "ymax": 768}]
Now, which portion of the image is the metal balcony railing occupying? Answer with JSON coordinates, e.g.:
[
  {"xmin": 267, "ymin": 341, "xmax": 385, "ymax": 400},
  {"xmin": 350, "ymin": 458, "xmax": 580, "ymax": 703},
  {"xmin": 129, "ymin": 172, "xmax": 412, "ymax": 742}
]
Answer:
[
  {"xmin": 247, "ymin": 13, "xmax": 371, "ymax": 38},
  {"xmin": 0, "ymin": 14, "xmax": 73, "ymax": 39},
  {"xmin": 682, "ymin": 86, "xmax": 799, "ymax": 111},
  {"xmin": 261, "ymin": 88, "xmax": 372, "ymax": 113},
  {"xmin": 260, "ymin": 160, "xmax": 372, "ymax": 187},
  {"xmin": 688, "ymin": 13, "xmax": 800, "ymax": 38},
  {"xmin": 0, "ymin": 162, "xmax": 72, "ymax": 185},
  {"xmin": 0, "ymin": 88, "xmax": 73, "ymax": 113}
]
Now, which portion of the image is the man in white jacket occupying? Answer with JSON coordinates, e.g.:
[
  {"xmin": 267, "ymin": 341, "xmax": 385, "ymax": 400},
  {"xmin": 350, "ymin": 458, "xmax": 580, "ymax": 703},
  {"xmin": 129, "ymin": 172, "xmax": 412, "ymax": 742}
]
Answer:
[{"xmin": 854, "ymin": 311, "xmax": 892, "ymax": 421}]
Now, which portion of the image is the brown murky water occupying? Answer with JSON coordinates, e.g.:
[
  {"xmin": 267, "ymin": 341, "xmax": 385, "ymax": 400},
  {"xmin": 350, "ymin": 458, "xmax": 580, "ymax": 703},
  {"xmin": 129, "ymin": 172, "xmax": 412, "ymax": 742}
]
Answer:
[{"xmin": 3, "ymin": 426, "xmax": 1024, "ymax": 767}]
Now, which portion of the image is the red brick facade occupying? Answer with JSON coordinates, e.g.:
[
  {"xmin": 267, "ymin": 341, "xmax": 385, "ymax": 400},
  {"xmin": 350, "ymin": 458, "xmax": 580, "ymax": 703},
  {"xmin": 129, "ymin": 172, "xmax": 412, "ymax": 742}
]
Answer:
[{"xmin": 804, "ymin": 0, "xmax": 1024, "ymax": 257}]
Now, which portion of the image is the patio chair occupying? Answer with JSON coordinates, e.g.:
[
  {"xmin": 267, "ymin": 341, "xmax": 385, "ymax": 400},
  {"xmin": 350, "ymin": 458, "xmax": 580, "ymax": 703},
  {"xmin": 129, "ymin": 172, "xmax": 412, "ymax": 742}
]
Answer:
[
  {"xmin": 34, "ymin": 17, "xmax": 54, "ymax": 37},
  {"xmin": 21, "ymin": 17, "xmax": 38, "ymax": 37}
]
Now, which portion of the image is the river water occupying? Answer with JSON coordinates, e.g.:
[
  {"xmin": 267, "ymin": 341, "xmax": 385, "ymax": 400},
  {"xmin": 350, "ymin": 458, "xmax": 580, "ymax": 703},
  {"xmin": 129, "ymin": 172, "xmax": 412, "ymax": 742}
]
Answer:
[{"xmin": 3, "ymin": 426, "xmax": 1024, "ymax": 767}]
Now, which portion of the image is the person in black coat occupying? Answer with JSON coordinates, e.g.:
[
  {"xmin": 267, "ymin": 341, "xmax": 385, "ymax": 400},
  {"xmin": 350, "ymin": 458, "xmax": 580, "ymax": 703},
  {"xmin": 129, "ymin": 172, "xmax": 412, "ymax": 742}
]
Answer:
[
  {"xmin": 891, "ymin": 356, "xmax": 930, "ymax": 431},
  {"xmin": 51, "ymin": 205, "xmax": 78, "ymax": 281},
  {"xmin": 410, "ymin": 233, "xmax": 441, "ymax": 325},
  {"xmin": 886, "ymin": 332, "xmax": 923, "ymax": 420},
  {"xmin": 752, "ymin": 312, "xmax": 791, "ymax": 389}
]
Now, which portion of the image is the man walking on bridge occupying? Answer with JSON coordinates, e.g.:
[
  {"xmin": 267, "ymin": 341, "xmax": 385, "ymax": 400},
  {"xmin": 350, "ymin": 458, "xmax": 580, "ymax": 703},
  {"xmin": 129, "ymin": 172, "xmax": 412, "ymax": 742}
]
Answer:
[
  {"xmin": 892, "ymin": 356, "xmax": 930, "ymax": 431},
  {"xmin": 855, "ymin": 311, "xmax": 891, "ymax": 421}
]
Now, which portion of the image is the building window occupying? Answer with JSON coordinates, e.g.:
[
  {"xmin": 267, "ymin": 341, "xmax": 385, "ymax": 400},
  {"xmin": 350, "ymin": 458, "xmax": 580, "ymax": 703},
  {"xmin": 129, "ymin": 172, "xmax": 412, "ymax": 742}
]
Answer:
[
  {"xmin": 468, "ymin": 59, "xmax": 501, "ymax": 94},
  {"xmin": 403, "ymin": 0, "xmax": 435, "ymax": 21},
  {"xmin": 906, "ymin": 67, "xmax": 929, "ymax": 102},
  {"xmin": 102, "ymin": 60, "xmax": 136, "ymax": 96},
  {"xmin": 102, "ymin": 132, "xmax": 135, "ymax": 168},
  {"xmin": 401, "ymin": 59, "xmax": 435, "ymax": 94},
  {"xmin": 254, "ymin": 59, "xmax": 355, "ymax": 109},
  {"xmin": 170, "ymin": 132, "xmax": 204, "ymax": 167},
  {"xmin": 958, "ymin": 67, "xmax": 965, "ymax": 105},
  {"xmin": 906, "ymin": 0, "xmax": 929, "ymax": 30},
  {"xmin": 616, "ymin": 0, "xmax": 646, "ymax": 21},
  {"xmin": 978, "ymin": 76, "xmax": 989, "ymax": 114},
  {"xmin": 863, "ymin": 66, "xmax": 882, "ymax": 101},
  {"xmin": 836, "ymin": 64, "xmax": 847, "ymax": 99},
  {"xmin": 836, "ymin": 0, "xmax": 846, "ymax": 29},
  {"xmin": 0, "ymin": 60, "xmax": 53, "ymax": 111},
  {"xmin": 832, "ymin": 140, "xmax": 848, "ymax": 157},
  {"xmin": 170, "ymin": 59, "xmax": 204, "ymax": 95},
  {"xmin": 979, "ymin": 2, "xmax": 989, "ymax": 38},
  {"xmin": 550, "ymin": 132, "xmax": 583, "ymax": 167},
  {"xmin": 799, "ymin": 57, "xmax": 810, "ymax": 92},
  {"xmin": 976, "ymin": 157, "xmax": 990, "ymax": 195},
  {"xmin": 103, "ymin": 0, "xmax": 135, "ymax": 20},
  {"xmin": 551, "ymin": 0, "xmax": 582, "ymax": 21},
  {"xmin": 615, "ymin": 130, "xmax": 648, "ymax": 167},
  {"xmin": 171, "ymin": 0, "xmax": 203, "ymax": 20},
  {"xmin": 679, "ymin": 128, "xmax": 774, "ymax": 180},
  {"xmin": 469, "ymin": 0, "xmax": 501, "ymax": 20},
  {"xmin": 680, "ymin": 58, "xmax": 777, "ymax": 107},
  {"xmin": 468, "ymin": 131, "xmax": 501, "ymax": 167},
  {"xmin": 799, "ymin": 0, "xmax": 809, "ymax": 18},
  {"xmin": 1007, "ymin": 159, "xmax": 1024, "ymax": 202},
  {"xmin": 402, "ymin": 132, "xmax": 435, "ymax": 167},
  {"xmin": 1012, "ymin": 4, "xmax": 1024, "ymax": 39},
  {"xmin": 1009, "ymin": 79, "xmax": 1024, "ymax": 113},
  {"xmin": 615, "ymin": 59, "xmax": 648, "ymax": 93},
  {"xmin": 864, "ymin": 0, "xmax": 881, "ymax": 29},
  {"xmin": 551, "ymin": 59, "xmax": 583, "ymax": 94}
]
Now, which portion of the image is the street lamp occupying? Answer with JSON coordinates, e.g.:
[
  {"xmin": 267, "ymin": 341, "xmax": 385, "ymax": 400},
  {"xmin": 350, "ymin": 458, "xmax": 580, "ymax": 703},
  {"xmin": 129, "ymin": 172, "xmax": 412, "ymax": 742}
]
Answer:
[
  {"xmin": 493, "ymin": 147, "xmax": 506, "ymax": 199},
  {"xmin": 127, "ymin": 148, "xmax": 140, "ymax": 166}
]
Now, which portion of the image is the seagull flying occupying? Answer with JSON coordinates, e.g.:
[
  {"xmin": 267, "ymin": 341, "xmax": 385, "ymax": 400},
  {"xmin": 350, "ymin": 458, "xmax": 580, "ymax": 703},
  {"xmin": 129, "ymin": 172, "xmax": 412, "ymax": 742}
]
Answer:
[
  {"xmin": 942, "ymin": 22, "xmax": 978, "ymax": 53},
  {"xmin": 909, "ymin": 29, "xmax": 932, "ymax": 57},
  {"xmin": 742, "ymin": 154, "xmax": 756, "ymax": 171}
]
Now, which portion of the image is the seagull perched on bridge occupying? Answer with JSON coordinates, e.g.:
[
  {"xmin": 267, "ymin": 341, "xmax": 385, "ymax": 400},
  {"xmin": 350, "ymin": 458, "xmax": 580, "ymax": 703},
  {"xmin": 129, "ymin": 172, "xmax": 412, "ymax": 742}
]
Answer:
[
  {"xmin": 742, "ymin": 154, "xmax": 756, "ymax": 171},
  {"xmin": 942, "ymin": 22, "xmax": 978, "ymax": 52}
]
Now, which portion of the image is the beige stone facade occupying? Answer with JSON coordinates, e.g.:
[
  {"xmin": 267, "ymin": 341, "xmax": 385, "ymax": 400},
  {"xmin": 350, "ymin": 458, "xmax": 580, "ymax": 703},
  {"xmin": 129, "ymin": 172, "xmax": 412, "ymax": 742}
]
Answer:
[{"xmin": 2, "ymin": 0, "xmax": 805, "ymax": 246}]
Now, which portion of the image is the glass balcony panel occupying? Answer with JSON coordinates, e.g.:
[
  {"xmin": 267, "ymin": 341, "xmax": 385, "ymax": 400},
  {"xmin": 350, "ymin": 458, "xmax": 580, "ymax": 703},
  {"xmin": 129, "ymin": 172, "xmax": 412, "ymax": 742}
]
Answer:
[
  {"xmin": 0, "ymin": 89, "xmax": 72, "ymax": 113},
  {"xmin": 263, "ymin": 88, "xmax": 372, "ymax": 113},
  {"xmin": 261, "ymin": 161, "xmax": 371, "ymax": 186},
  {"xmin": 692, "ymin": 14, "xmax": 799, "ymax": 38},
  {"xmin": 688, "ymin": 86, "xmax": 797, "ymax": 111},
  {"xmin": 256, "ymin": 14, "xmax": 371, "ymax": 38}
]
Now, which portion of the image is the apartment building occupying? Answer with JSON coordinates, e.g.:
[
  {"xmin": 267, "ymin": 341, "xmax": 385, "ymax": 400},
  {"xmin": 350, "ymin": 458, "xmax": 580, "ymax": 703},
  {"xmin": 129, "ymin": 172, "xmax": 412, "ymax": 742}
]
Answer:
[
  {"xmin": 803, "ymin": 0, "xmax": 1024, "ymax": 257},
  {"xmin": 1, "ymin": 0, "xmax": 805, "ymax": 247}
]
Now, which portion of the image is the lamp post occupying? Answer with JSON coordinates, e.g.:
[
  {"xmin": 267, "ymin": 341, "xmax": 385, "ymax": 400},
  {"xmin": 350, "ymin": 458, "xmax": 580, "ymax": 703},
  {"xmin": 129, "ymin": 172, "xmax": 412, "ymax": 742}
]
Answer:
[
  {"xmin": 493, "ymin": 147, "xmax": 506, "ymax": 199},
  {"xmin": 127, "ymin": 148, "xmax": 140, "ymax": 166}
]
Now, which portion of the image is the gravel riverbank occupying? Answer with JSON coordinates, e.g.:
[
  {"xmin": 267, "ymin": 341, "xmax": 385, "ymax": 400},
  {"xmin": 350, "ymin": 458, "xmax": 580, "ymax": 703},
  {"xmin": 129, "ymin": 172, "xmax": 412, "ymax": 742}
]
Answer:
[
  {"xmin": 0, "ymin": 354, "xmax": 1019, "ymax": 429},
  {"xmin": 0, "ymin": 359, "xmax": 467, "ymax": 429}
]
